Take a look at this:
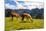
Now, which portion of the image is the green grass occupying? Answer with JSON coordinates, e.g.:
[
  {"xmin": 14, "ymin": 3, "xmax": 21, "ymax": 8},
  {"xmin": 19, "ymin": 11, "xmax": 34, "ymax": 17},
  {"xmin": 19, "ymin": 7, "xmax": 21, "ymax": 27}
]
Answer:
[{"xmin": 5, "ymin": 17, "xmax": 44, "ymax": 31}]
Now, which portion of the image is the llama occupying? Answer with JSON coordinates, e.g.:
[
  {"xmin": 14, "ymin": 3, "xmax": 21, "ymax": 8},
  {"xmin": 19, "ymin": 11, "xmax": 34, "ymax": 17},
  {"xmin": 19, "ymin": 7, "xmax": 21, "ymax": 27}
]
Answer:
[
  {"xmin": 21, "ymin": 13, "xmax": 33, "ymax": 22},
  {"xmin": 10, "ymin": 11, "xmax": 21, "ymax": 21},
  {"xmin": 10, "ymin": 11, "xmax": 33, "ymax": 22}
]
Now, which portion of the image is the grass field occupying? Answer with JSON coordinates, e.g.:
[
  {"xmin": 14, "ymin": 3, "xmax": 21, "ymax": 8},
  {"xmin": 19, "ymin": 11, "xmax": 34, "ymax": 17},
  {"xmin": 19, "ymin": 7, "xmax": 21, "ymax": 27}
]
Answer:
[{"xmin": 5, "ymin": 17, "xmax": 44, "ymax": 31}]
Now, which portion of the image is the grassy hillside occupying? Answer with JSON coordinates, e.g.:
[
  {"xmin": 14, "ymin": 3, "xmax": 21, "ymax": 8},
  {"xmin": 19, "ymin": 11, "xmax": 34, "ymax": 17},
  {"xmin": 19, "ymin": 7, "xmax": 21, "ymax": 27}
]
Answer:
[{"xmin": 5, "ymin": 17, "xmax": 44, "ymax": 31}]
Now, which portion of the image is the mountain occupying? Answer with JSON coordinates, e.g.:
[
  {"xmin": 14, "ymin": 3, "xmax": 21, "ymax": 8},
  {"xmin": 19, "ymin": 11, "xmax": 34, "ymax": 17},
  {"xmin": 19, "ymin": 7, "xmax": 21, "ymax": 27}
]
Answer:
[{"xmin": 5, "ymin": 8, "xmax": 44, "ymax": 19}]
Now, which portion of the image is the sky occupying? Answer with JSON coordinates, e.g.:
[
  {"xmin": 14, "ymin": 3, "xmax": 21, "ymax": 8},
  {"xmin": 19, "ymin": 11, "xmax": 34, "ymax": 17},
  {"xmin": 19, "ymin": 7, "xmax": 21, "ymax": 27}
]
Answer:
[{"xmin": 5, "ymin": 0, "xmax": 44, "ymax": 10}]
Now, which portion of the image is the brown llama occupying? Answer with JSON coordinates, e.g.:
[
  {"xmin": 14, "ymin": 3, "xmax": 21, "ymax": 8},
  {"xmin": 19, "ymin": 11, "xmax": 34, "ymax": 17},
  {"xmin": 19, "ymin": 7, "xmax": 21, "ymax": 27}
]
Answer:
[
  {"xmin": 21, "ymin": 13, "xmax": 33, "ymax": 22},
  {"xmin": 10, "ymin": 11, "xmax": 21, "ymax": 21}
]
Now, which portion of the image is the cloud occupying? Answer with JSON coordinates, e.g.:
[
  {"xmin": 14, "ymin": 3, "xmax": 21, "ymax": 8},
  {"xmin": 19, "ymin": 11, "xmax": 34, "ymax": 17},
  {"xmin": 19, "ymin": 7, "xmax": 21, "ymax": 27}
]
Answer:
[
  {"xmin": 5, "ymin": 3, "xmax": 16, "ymax": 9},
  {"xmin": 12, "ymin": 0, "xmax": 43, "ymax": 2},
  {"xmin": 31, "ymin": 2, "xmax": 44, "ymax": 9},
  {"xmin": 5, "ymin": 3, "xmax": 26, "ymax": 9},
  {"xmin": 5, "ymin": 0, "xmax": 44, "ymax": 10},
  {"xmin": 23, "ymin": 2, "xmax": 44, "ymax": 10}
]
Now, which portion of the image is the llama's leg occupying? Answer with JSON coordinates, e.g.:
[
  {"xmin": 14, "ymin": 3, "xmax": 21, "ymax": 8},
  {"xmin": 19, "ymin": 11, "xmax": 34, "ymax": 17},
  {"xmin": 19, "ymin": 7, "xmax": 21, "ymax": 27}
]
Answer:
[
  {"xmin": 28, "ymin": 17, "xmax": 30, "ymax": 23},
  {"xmin": 21, "ymin": 16, "xmax": 26, "ymax": 23},
  {"xmin": 16, "ymin": 16, "xmax": 20, "ymax": 21},
  {"xmin": 12, "ymin": 15, "xmax": 13, "ymax": 21},
  {"xmin": 22, "ymin": 16, "xmax": 24, "ymax": 21},
  {"xmin": 24, "ymin": 17, "xmax": 26, "ymax": 22},
  {"xmin": 27, "ymin": 17, "xmax": 30, "ymax": 23},
  {"xmin": 30, "ymin": 18, "xmax": 33, "ymax": 23},
  {"xmin": 26, "ymin": 17, "xmax": 28, "ymax": 22}
]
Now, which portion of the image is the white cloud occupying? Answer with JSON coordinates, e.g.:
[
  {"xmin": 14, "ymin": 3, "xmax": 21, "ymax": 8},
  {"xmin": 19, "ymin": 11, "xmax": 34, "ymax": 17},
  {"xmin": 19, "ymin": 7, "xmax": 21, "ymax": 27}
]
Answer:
[
  {"xmin": 16, "ymin": 4, "xmax": 26, "ymax": 9},
  {"xmin": 13, "ymin": 0, "xmax": 43, "ymax": 2},
  {"xmin": 23, "ymin": 2, "xmax": 31, "ymax": 6},
  {"xmin": 27, "ymin": 2, "xmax": 44, "ymax": 10},
  {"xmin": 34, "ymin": 2, "xmax": 44, "ymax": 9},
  {"xmin": 5, "ymin": 0, "xmax": 44, "ymax": 9},
  {"xmin": 5, "ymin": 3, "xmax": 26, "ymax": 9},
  {"xmin": 5, "ymin": 3, "xmax": 16, "ymax": 9}
]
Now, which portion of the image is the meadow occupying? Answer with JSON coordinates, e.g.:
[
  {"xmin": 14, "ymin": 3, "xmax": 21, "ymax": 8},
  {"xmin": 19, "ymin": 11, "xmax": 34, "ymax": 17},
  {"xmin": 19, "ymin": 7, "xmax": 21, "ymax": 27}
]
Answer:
[{"xmin": 5, "ymin": 17, "xmax": 44, "ymax": 31}]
